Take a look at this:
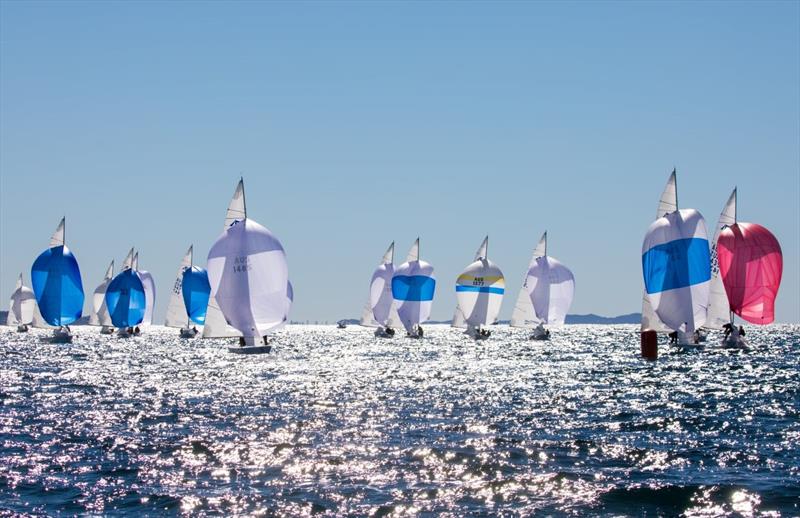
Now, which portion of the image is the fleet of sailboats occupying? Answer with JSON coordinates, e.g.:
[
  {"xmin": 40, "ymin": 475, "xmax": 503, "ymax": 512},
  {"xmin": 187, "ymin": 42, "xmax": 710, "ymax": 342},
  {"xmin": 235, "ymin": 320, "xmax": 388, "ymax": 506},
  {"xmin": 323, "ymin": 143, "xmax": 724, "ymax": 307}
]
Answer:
[{"xmin": 4, "ymin": 173, "xmax": 785, "ymax": 354}]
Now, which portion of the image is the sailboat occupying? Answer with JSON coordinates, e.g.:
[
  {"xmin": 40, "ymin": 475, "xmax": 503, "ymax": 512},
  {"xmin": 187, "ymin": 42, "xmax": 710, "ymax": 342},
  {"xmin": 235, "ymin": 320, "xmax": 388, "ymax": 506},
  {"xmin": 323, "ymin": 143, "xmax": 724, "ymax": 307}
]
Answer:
[
  {"xmin": 715, "ymin": 193, "xmax": 783, "ymax": 348},
  {"xmin": 641, "ymin": 170, "xmax": 711, "ymax": 348},
  {"xmin": 132, "ymin": 252, "xmax": 156, "ymax": 328},
  {"xmin": 30, "ymin": 218, "xmax": 85, "ymax": 343},
  {"xmin": 206, "ymin": 179, "xmax": 290, "ymax": 354},
  {"xmin": 88, "ymin": 260, "xmax": 115, "ymax": 334},
  {"xmin": 106, "ymin": 248, "xmax": 146, "ymax": 337},
  {"xmin": 164, "ymin": 245, "xmax": 211, "ymax": 338},
  {"xmin": 454, "ymin": 236, "xmax": 505, "ymax": 339},
  {"xmin": 510, "ymin": 232, "xmax": 574, "ymax": 340},
  {"xmin": 7, "ymin": 274, "xmax": 36, "ymax": 332},
  {"xmin": 361, "ymin": 241, "xmax": 401, "ymax": 337},
  {"xmin": 391, "ymin": 238, "xmax": 436, "ymax": 338}
]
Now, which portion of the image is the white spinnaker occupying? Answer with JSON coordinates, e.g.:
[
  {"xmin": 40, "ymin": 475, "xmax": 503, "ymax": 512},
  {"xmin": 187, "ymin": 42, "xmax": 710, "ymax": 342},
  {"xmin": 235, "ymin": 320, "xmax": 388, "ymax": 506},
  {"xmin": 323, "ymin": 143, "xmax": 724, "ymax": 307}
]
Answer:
[
  {"xmin": 49, "ymin": 218, "xmax": 65, "ymax": 248},
  {"xmin": 392, "ymin": 258, "xmax": 435, "ymax": 333},
  {"xmin": 165, "ymin": 246, "xmax": 194, "ymax": 328},
  {"xmin": 706, "ymin": 188, "xmax": 737, "ymax": 329},
  {"xmin": 138, "ymin": 270, "xmax": 156, "ymax": 326},
  {"xmin": 453, "ymin": 236, "xmax": 489, "ymax": 328},
  {"xmin": 525, "ymin": 255, "xmax": 575, "ymax": 325},
  {"xmin": 510, "ymin": 232, "xmax": 547, "ymax": 328},
  {"xmin": 456, "ymin": 258, "xmax": 505, "ymax": 328},
  {"xmin": 642, "ymin": 208, "xmax": 710, "ymax": 333},
  {"xmin": 641, "ymin": 171, "xmax": 678, "ymax": 332},
  {"xmin": 7, "ymin": 274, "xmax": 36, "ymax": 325},
  {"xmin": 89, "ymin": 260, "xmax": 114, "ymax": 326},
  {"xmin": 207, "ymin": 218, "xmax": 289, "ymax": 337}
]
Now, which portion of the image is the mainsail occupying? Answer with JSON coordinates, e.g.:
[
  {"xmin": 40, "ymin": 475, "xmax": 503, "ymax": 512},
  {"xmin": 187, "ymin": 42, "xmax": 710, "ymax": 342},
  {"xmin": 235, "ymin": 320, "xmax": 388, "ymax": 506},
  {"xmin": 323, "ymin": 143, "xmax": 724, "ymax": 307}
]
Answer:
[
  {"xmin": 510, "ymin": 232, "xmax": 547, "ymax": 328},
  {"xmin": 642, "ymin": 208, "xmax": 711, "ymax": 333},
  {"xmin": 164, "ymin": 246, "xmax": 194, "ymax": 328},
  {"xmin": 31, "ymin": 218, "xmax": 85, "ymax": 327},
  {"xmin": 391, "ymin": 239, "xmax": 436, "ymax": 333},
  {"xmin": 717, "ymin": 222, "xmax": 782, "ymax": 325},
  {"xmin": 89, "ymin": 260, "xmax": 115, "ymax": 326},
  {"xmin": 706, "ymin": 188, "xmax": 738, "ymax": 329},
  {"xmin": 362, "ymin": 242, "xmax": 401, "ymax": 328}
]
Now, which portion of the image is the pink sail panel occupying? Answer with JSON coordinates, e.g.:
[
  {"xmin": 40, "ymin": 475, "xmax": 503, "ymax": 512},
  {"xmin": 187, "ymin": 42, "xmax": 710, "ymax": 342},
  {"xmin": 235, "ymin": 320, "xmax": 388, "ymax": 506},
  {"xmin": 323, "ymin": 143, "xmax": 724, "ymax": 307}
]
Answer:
[{"xmin": 717, "ymin": 222, "xmax": 783, "ymax": 324}]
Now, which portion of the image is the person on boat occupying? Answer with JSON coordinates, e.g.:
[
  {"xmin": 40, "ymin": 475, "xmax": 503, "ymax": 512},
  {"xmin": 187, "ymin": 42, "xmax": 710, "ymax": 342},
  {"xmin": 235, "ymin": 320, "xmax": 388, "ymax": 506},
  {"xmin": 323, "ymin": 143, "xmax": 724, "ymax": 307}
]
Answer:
[
  {"xmin": 134, "ymin": 326, "xmax": 140, "ymax": 335},
  {"xmin": 262, "ymin": 335, "xmax": 269, "ymax": 345},
  {"xmin": 418, "ymin": 326, "xmax": 424, "ymax": 338},
  {"xmin": 668, "ymin": 330, "xmax": 678, "ymax": 344},
  {"xmin": 723, "ymin": 323, "xmax": 733, "ymax": 340},
  {"xmin": 739, "ymin": 325, "xmax": 745, "ymax": 337},
  {"xmin": 386, "ymin": 327, "xmax": 395, "ymax": 337},
  {"xmin": 192, "ymin": 326, "xmax": 198, "ymax": 334},
  {"xmin": 238, "ymin": 336, "xmax": 245, "ymax": 347}
]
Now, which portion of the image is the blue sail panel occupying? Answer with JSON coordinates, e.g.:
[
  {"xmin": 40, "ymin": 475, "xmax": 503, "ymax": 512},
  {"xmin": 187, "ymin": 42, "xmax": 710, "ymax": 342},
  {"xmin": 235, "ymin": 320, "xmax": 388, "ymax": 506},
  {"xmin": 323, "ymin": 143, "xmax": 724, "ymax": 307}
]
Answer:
[
  {"xmin": 182, "ymin": 267, "xmax": 211, "ymax": 325},
  {"xmin": 105, "ymin": 270, "xmax": 146, "ymax": 328},
  {"xmin": 642, "ymin": 237, "xmax": 711, "ymax": 294},
  {"xmin": 30, "ymin": 245, "xmax": 84, "ymax": 326},
  {"xmin": 391, "ymin": 275, "xmax": 436, "ymax": 301}
]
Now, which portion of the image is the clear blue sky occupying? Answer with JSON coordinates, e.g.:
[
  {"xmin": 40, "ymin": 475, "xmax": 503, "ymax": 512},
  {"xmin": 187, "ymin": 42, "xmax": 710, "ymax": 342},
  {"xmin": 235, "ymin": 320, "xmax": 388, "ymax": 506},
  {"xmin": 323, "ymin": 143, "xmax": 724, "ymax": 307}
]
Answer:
[{"xmin": 1, "ymin": 1, "xmax": 798, "ymax": 323}]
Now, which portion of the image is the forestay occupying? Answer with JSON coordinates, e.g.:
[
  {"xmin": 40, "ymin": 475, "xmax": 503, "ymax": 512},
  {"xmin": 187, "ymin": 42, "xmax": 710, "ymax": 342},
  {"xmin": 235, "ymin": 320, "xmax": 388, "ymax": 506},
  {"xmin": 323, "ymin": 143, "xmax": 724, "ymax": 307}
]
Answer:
[{"xmin": 642, "ymin": 208, "xmax": 711, "ymax": 333}]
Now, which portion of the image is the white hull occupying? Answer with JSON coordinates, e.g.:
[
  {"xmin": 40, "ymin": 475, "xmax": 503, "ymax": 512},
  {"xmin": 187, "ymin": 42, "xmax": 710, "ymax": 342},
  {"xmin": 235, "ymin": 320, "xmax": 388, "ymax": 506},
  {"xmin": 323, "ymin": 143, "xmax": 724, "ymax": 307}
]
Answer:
[
  {"xmin": 721, "ymin": 336, "xmax": 749, "ymax": 350},
  {"xmin": 228, "ymin": 345, "xmax": 272, "ymax": 354}
]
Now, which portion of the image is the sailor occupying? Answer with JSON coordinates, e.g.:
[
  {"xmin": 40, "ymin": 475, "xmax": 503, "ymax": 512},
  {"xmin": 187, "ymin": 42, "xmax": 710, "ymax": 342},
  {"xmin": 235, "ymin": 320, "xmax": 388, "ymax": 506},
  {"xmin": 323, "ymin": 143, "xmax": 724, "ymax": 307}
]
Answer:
[
  {"xmin": 239, "ymin": 336, "xmax": 246, "ymax": 347},
  {"xmin": 722, "ymin": 323, "xmax": 733, "ymax": 340},
  {"xmin": 668, "ymin": 330, "xmax": 678, "ymax": 344},
  {"xmin": 738, "ymin": 325, "xmax": 745, "ymax": 337},
  {"xmin": 134, "ymin": 326, "xmax": 140, "ymax": 335},
  {"xmin": 263, "ymin": 335, "xmax": 269, "ymax": 345}
]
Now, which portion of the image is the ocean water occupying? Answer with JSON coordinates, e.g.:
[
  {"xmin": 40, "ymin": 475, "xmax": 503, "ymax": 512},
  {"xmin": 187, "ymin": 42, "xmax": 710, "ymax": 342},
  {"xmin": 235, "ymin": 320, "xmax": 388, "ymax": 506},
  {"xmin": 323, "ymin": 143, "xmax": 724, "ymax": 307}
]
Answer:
[{"xmin": 0, "ymin": 324, "xmax": 797, "ymax": 517}]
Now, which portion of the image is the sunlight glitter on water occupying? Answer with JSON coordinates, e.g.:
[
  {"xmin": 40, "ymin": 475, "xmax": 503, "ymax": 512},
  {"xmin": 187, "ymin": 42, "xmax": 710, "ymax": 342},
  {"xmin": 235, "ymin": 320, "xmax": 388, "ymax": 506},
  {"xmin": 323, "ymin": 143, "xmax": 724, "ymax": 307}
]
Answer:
[{"xmin": 0, "ymin": 324, "xmax": 798, "ymax": 515}]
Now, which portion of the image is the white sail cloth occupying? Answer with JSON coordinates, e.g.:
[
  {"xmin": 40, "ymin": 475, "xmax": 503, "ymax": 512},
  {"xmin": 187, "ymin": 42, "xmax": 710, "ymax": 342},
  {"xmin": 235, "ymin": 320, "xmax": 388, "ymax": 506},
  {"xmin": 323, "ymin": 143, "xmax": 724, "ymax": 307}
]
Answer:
[
  {"xmin": 7, "ymin": 275, "xmax": 36, "ymax": 326},
  {"xmin": 510, "ymin": 232, "xmax": 547, "ymax": 327},
  {"xmin": 138, "ymin": 270, "xmax": 156, "ymax": 326},
  {"xmin": 642, "ymin": 208, "xmax": 711, "ymax": 333},
  {"xmin": 525, "ymin": 256, "xmax": 575, "ymax": 325},
  {"xmin": 706, "ymin": 188, "xmax": 737, "ymax": 329},
  {"xmin": 165, "ymin": 246, "xmax": 194, "ymax": 328},
  {"xmin": 370, "ymin": 263, "xmax": 398, "ymax": 327},
  {"xmin": 89, "ymin": 261, "xmax": 114, "ymax": 326},
  {"xmin": 207, "ymin": 218, "xmax": 289, "ymax": 337},
  {"xmin": 456, "ymin": 258, "xmax": 505, "ymax": 328}
]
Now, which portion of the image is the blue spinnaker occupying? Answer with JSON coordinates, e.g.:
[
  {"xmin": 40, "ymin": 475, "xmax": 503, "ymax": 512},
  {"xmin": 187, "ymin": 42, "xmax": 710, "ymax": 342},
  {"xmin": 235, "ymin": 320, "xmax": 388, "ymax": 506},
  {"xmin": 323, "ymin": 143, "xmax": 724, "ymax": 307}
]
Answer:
[
  {"xmin": 182, "ymin": 266, "xmax": 211, "ymax": 325},
  {"xmin": 31, "ymin": 245, "xmax": 84, "ymax": 326},
  {"xmin": 105, "ymin": 269, "xmax": 146, "ymax": 328}
]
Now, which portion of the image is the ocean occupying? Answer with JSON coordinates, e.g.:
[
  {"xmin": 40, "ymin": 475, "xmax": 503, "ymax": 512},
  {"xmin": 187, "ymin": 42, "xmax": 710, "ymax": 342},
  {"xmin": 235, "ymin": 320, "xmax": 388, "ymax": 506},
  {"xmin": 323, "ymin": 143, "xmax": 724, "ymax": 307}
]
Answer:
[{"xmin": 0, "ymin": 324, "xmax": 797, "ymax": 516}]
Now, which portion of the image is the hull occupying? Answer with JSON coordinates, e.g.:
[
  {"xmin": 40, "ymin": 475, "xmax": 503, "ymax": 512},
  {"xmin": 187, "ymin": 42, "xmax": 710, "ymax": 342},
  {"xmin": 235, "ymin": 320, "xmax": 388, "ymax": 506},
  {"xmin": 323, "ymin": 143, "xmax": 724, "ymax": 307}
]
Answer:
[
  {"xmin": 51, "ymin": 328, "xmax": 73, "ymax": 344},
  {"xmin": 179, "ymin": 327, "xmax": 199, "ymax": 339},
  {"xmin": 228, "ymin": 345, "xmax": 272, "ymax": 354}
]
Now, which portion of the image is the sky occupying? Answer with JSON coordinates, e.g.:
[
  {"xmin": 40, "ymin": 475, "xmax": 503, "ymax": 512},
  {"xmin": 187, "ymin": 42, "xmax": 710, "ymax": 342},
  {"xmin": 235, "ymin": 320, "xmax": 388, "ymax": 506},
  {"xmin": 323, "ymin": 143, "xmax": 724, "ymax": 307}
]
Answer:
[{"xmin": 1, "ymin": 1, "xmax": 798, "ymax": 324}]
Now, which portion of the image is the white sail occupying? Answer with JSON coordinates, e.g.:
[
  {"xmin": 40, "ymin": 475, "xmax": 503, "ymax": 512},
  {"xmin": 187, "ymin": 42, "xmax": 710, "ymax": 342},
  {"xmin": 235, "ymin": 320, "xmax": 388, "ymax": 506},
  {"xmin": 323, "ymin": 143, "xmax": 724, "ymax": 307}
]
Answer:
[
  {"xmin": 453, "ymin": 236, "xmax": 490, "ymax": 328},
  {"xmin": 7, "ymin": 274, "xmax": 36, "ymax": 325},
  {"xmin": 138, "ymin": 270, "xmax": 156, "ymax": 326},
  {"xmin": 89, "ymin": 260, "xmax": 114, "ymax": 326},
  {"xmin": 202, "ymin": 296, "xmax": 242, "ymax": 338},
  {"xmin": 207, "ymin": 218, "xmax": 289, "ymax": 337},
  {"xmin": 49, "ymin": 218, "xmax": 65, "ymax": 248},
  {"xmin": 164, "ymin": 245, "xmax": 194, "ymax": 328},
  {"xmin": 456, "ymin": 257, "xmax": 505, "ymax": 328},
  {"xmin": 121, "ymin": 248, "xmax": 134, "ymax": 271},
  {"xmin": 510, "ymin": 232, "xmax": 547, "ymax": 328},
  {"xmin": 31, "ymin": 303, "xmax": 55, "ymax": 329},
  {"xmin": 406, "ymin": 238, "xmax": 419, "ymax": 262},
  {"xmin": 706, "ymin": 188, "xmax": 737, "ymax": 329},
  {"xmin": 657, "ymin": 169, "xmax": 678, "ymax": 219},
  {"xmin": 641, "ymin": 171, "xmax": 678, "ymax": 331},
  {"xmin": 224, "ymin": 179, "xmax": 246, "ymax": 231},
  {"xmin": 525, "ymin": 255, "xmax": 575, "ymax": 325}
]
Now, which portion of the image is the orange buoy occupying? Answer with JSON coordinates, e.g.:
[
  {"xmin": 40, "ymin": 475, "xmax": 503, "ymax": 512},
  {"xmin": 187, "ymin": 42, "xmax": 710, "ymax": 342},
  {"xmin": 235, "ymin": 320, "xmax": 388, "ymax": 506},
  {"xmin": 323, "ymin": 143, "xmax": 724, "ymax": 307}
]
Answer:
[{"xmin": 641, "ymin": 330, "xmax": 658, "ymax": 360}]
